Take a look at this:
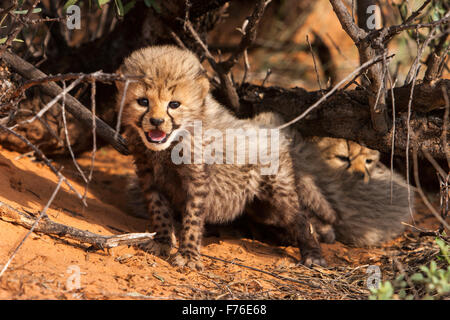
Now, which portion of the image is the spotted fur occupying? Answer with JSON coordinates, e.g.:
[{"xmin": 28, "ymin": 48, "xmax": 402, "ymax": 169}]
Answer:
[
  {"xmin": 116, "ymin": 46, "xmax": 326, "ymax": 270},
  {"xmin": 252, "ymin": 111, "xmax": 414, "ymax": 246}
]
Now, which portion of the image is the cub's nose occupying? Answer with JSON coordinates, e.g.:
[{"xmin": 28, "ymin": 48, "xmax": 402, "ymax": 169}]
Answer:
[
  {"xmin": 150, "ymin": 118, "xmax": 165, "ymax": 126},
  {"xmin": 355, "ymin": 171, "xmax": 365, "ymax": 179}
]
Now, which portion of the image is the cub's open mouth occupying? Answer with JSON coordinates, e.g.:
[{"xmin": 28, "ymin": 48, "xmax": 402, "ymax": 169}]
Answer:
[{"xmin": 146, "ymin": 129, "xmax": 169, "ymax": 144}]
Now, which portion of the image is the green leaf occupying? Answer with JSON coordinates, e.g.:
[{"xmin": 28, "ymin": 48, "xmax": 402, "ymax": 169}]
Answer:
[
  {"xmin": 410, "ymin": 273, "xmax": 424, "ymax": 282},
  {"xmin": 12, "ymin": 8, "xmax": 42, "ymax": 14},
  {"xmin": 97, "ymin": 0, "xmax": 110, "ymax": 7},
  {"xmin": 123, "ymin": 0, "xmax": 136, "ymax": 15},
  {"xmin": 63, "ymin": 0, "xmax": 79, "ymax": 11},
  {"xmin": 435, "ymin": 237, "xmax": 450, "ymax": 263},
  {"xmin": 430, "ymin": 260, "xmax": 437, "ymax": 273},
  {"xmin": 0, "ymin": 37, "xmax": 24, "ymax": 44},
  {"xmin": 114, "ymin": 0, "xmax": 124, "ymax": 16}
]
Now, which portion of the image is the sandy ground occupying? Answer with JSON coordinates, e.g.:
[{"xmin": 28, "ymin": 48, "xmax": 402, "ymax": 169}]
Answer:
[{"xmin": 0, "ymin": 144, "xmax": 441, "ymax": 300}]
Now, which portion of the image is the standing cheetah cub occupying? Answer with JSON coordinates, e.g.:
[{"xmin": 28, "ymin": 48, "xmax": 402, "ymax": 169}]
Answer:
[{"xmin": 115, "ymin": 45, "xmax": 328, "ymax": 270}]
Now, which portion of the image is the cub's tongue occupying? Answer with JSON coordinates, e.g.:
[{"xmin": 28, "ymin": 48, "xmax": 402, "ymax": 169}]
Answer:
[{"xmin": 148, "ymin": 129, "xmax": 166, "ymax": 142}]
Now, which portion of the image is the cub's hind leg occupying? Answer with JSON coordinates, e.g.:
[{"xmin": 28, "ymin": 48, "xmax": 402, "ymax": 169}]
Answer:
[{"xmin": 257, "ymin": 181, "xmax": 327, "ymax": 267}]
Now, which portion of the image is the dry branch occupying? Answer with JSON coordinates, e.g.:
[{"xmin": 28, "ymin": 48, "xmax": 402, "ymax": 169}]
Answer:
[
  {"xmin": 330, "ymin": 0, "xmax": 389, "ymax": 133},
  {"xmin": 240, "ymin": 79, "xmax": 450, "ymax": 160},
  {"xmin": 0, "ymin": 0, "xmax": 41, "ymax": 56},
  {"xmin": 185, "ymin": 0, "xmax": 271, "ymax": 112},
  {"xmin": 0, "ymin": 123, "xmax": 86, "ymax": 205},
  {"xmin": 0, "ymin": 200, "xmax": 155, "ymax": 250},
  {"xmin": 276, "ymin": 54, "xmax": 391, "ymax": 130},
  {"xmin": 0, "ymin": 51, "xmax": 130, "ymax": 155}
]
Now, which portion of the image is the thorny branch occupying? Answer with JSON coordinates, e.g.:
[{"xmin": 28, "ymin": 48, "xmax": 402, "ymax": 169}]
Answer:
[
  {"xmin": 1, "ymin": 50, "xmax": 131, "ymax": 155},
  {"xmin": 184, "ymin": 0, "xmax": 271, "ymax": 112},
  {"xmin": 0, "ymin": 0, "xmax": 41, "ymax": 56},
  {"xmin": 329, "ymin": 0, "xmax": 449, "ymax": 135}
]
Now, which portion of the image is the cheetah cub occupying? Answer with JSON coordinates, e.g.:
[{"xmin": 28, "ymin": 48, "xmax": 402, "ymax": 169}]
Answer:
[
  {"xmin": 310, "ymin": 137, "xmax": 380, "ymax": 183},
  {"xmin": 252, "ymin": 112, "xmax": 413, "ymax": 247},
  {"xmin": 115, "ymin": 45, "xmax": 327, "ymax": 270}
]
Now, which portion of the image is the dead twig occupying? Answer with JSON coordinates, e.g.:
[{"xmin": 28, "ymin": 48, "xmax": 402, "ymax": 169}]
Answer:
[
  {"xmin": 4, "ymin": 72, "xmax": 141, "ymax": 106},
  {"xmin": 200, "ymin": 252, "xmax": 322, "ymax": 289},
  {"xmin": 84, "ymin": 78, "xmax": 97, "ymax": 201},
  {"xmin": 184, "ymin": 0, "xmax": 271, "ymax": 111},
  {"xmin": 0, "ymin": 200, "xmax": 156, "ymax": 252},
  {"xmin": 276, "ymin": 53, "xmax": 393, "ymax": 130},
  {"xmin": 386, "ymin": 70, "xmax": 398, "ymax": 203},
  {"xmin": 115, "ymin": 80, "xmax": 130, "ymax": 140},
  {"xmin": 0, "ymin": 123, "xmax": 86, "ymax": 205},
  {"xmin": 1, "ymin": 51, "xmax": 130, "ymax": 155},
  {"xmin": 306, "ymin": 34, "xmax": 323, "ymax": 93},
  {"xmin": 412, "ymin": 147, "xmax": 450, "ymax": 231},
  {"xmin": 217, "ymin": 0, "xmax": 272, "ymax": 73},
  {"xmin": 61, "ymin": 81, "xmax": 88, "ymax": 184},
  {"xmin": 368, "ymin": 11, "xmax": 450, "ymax": 45},
  {"xmin": 0, "ymin": 0, "xmax": 41, "ymax": 56},
  {"xmin": 0, "ymin": 176, "xmax": 63, "ymax": 278},
  {"xmin": 405, "ymin": 25, "xmax": 439, "ymax": 224}
]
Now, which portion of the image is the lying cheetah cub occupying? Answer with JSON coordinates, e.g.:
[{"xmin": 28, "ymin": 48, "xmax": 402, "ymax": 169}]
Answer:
[{"xmin": 311, "ymin": 137, "xmax": 380, "ymax": 183}]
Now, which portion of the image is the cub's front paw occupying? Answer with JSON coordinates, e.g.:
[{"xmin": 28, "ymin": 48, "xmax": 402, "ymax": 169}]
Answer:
[
  {"xmin": 139, "ymin": 239, "xmax": 173, "ymax": 258},
  {"xmin": 171, "ymin": 251, "xmax": 204, "ymax": 271},
  {"xmin": 317, "ymin": 224, "xmax": 336, "ymax": 244},
  {"xmin": 300, "ymin": 251, "xmax": 327, "ymax": 268}
]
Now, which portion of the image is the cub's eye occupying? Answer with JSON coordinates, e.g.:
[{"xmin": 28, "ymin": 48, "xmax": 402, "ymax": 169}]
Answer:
[
  {"xmin": 336, "ymin": 155, "xmax": 350, "ymax": 163},
  {"xmin": 168, "ymin": 101, "xmax": 181, "ymax": 109},
  {"xmin": 137, "ymin": 98, "xmax": 149, "ymax": 107},
  {"xmin": 366, "ymin": 159, "xmax": 373, "ymax": 164}
]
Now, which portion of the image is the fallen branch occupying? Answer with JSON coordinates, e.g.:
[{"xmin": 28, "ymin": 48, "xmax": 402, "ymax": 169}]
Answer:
[
  {"xmin": 0, "ymin": 200, "xmax": 155, "ymax": 251},
  {"xmin": 239, "ymin": 79, "xmax": 450, "ymax": 159}
]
